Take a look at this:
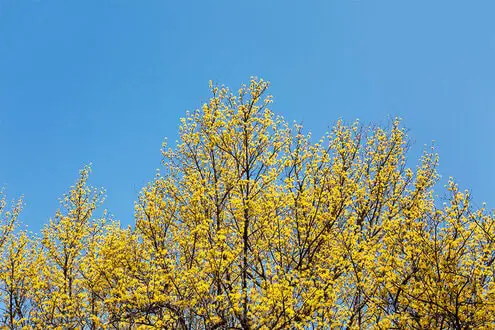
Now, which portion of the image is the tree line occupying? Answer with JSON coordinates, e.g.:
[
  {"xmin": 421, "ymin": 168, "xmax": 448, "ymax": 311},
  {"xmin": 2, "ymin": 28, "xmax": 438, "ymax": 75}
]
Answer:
[{"xmin": 0, "ymin": 78, "xmax": 494, "ymax": 329}]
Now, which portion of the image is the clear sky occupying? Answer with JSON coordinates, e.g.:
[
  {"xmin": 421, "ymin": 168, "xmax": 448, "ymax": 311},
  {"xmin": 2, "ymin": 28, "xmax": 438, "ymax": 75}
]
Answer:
[{"xmin": 1, "ymin": 1, "xmax": 494, "ymax": 231}]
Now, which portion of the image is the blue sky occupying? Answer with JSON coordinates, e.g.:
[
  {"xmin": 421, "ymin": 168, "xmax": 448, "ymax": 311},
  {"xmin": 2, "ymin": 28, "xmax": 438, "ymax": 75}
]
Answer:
[{"xmin": 1, "ymin": 1, "xmax": 494, "ymax": 231}]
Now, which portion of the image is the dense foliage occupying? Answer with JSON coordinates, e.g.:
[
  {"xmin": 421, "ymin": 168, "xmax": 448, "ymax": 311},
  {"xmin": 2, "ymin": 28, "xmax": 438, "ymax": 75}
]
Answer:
[{"xmin": 1, "ymin": 79, "xmax": 494, "ymax": 329}]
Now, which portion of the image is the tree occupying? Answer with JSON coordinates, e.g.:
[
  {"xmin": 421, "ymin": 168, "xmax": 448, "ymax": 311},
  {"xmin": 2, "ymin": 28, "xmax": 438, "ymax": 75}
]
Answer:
[
  {"xmin": 0, "ymin": 191, "xmax": 30, "ymax": 328},
  {"xmin": 117, "ymin": 78, "xmax": 495, "ymax": 329},
  {"xmin": 31, "ymin": 166, "xmax": 107, "ymax": 329}
]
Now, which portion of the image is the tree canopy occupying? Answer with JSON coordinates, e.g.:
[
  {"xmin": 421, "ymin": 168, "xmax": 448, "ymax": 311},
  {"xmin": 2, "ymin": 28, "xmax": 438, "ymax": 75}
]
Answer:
[{"xmin": 1, "ymin": 78, "xmax": 494, "ymax": 329}]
